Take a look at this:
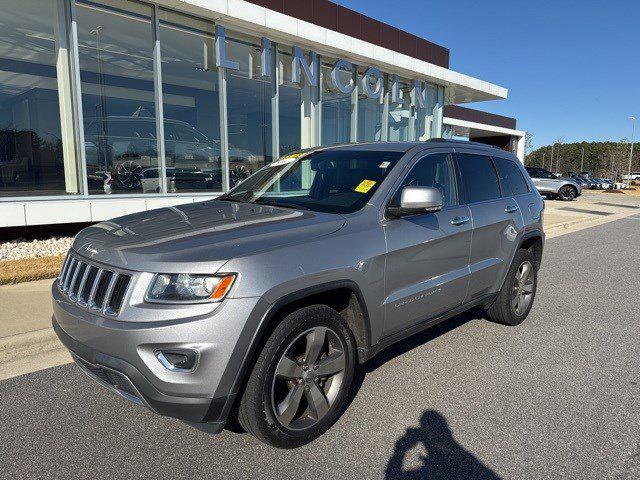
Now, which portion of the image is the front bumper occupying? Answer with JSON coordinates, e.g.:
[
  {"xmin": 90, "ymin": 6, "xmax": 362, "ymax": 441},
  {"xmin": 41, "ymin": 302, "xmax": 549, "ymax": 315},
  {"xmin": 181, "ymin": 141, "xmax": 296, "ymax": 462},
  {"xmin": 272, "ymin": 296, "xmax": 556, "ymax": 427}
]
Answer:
[
  {"xmin": 52, "ymin": 280, "xmax": 261, "ymax": 429},
  {"xmin": 53, "ymin": 318, "xmax": 220, "ymax": 423}
]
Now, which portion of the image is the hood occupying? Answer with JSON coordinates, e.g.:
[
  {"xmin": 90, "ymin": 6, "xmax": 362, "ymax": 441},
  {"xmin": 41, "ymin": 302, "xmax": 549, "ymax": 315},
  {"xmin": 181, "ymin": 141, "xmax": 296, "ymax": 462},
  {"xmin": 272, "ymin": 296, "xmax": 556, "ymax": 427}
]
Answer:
[{"xmin": 72, "ymin": 200, "xmax": 346, "ymax": 273}]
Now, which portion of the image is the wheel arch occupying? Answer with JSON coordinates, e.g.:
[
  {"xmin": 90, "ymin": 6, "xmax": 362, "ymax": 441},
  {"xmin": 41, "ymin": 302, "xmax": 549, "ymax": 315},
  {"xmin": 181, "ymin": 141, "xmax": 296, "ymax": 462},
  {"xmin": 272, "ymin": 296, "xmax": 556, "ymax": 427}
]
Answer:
[
  {"xmin": 519, "ymin": 231, "xmax": 544, "ymax": 269},
  {"xmin": 207, "ymin": 281, "xmax": 372, "ymax": 425},
  {"xmin": 255, "ymin": 281, "xmax": 372, "ymax": 364}
]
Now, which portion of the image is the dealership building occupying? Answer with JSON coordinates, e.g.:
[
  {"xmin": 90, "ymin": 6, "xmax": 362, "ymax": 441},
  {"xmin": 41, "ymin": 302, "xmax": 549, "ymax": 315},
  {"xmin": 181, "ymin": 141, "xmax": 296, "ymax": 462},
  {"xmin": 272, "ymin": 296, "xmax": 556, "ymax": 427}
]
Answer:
[{"xmin": 0, "ymin": 0, "xmax": 525, "ymax": 228}]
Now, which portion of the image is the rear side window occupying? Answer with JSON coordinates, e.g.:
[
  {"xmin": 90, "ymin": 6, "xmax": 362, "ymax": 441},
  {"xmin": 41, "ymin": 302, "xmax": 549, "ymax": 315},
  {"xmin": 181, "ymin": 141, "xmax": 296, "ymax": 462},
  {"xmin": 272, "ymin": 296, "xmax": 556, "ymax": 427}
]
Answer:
[
  {"xmin": 395, "ymin": 153, "xmax": 456, "ymax": 207},
  {"xmin": 494, "ymin": 157, "xmax": 530, "ymax": 196},
  {"xmin": 456, "ymin": 153, "xmax": 501, "ymax": 203}
]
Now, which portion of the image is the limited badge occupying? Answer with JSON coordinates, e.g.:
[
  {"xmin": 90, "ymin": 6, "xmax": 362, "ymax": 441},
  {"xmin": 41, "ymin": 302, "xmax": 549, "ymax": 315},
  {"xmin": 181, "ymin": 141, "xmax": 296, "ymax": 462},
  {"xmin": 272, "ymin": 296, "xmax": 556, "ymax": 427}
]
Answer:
[{"xmin": 354, "ymin": 179, "xmax": 377, "ymax": 193}]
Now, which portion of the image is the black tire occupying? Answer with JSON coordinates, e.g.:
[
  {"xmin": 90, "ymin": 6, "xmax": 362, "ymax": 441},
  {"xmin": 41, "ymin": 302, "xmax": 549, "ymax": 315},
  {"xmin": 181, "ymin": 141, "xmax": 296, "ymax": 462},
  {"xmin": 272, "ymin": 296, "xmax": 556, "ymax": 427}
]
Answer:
[
  {"xmin": 485, "ymin": 249, "xmax": 537, "ymax": 326},
  {"xmin": 558, "ymin": 185, "xmax": 577, "ymax": 201},
  {"xmin": 237, "ymin": 305, "xmax": 356, "ymax": 448}
]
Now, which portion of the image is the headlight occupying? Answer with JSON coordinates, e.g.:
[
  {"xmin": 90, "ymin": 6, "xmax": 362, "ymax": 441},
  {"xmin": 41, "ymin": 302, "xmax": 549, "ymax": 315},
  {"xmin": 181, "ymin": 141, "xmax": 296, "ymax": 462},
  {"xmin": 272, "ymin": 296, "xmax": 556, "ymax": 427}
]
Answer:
[{"xmin": 146, "ymin": 273, "xmax": 236, "ymax": 303}]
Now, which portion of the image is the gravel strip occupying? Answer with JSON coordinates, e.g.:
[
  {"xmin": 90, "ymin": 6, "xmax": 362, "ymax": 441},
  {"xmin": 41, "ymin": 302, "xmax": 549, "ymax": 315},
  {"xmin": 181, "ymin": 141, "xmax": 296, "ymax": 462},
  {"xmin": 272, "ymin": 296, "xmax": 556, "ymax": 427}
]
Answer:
[{"xmin": 0, "ymin": 237, "xmax": 74, "ymax": 261}]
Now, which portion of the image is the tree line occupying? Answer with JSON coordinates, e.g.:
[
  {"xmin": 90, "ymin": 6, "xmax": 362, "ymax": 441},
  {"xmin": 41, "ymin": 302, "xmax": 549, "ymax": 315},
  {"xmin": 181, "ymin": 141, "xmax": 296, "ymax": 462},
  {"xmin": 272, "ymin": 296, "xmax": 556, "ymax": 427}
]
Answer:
[{"xmin": 525, "ymin": 139, "xmax": 638, "ymax": 179}]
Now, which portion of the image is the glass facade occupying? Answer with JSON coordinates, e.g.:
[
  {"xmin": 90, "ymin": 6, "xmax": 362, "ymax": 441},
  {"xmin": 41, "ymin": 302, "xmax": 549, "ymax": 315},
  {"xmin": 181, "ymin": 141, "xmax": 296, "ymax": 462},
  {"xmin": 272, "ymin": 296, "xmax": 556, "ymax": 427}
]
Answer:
[
  {"xmin": 387, "ymin": 79, "xmax": 413, "ymax": 142},
  {"xmin": 357, "ymin": 70, "xmax": 384, "ymax": 143},
  {"xmin": 0, "ymin": 0, "xmax": 444, "ymax": 201},
  {"xmin": 159, "ymin": 10, "xmax": 221, "ymax": 193},
  {"xmin": 226, "ymin": 35, "xmax": 273, "ymax": 186},
  {"xmin": 76, "ymin": 0, "xmax": 158, "ymax": 195},
  {"xmin": 321, "ymin": 62, "xmax": 353, "ymax": 146},
  {"xmin": 0, "ymin": 0, "xmax": 78, "ymax": 197}
]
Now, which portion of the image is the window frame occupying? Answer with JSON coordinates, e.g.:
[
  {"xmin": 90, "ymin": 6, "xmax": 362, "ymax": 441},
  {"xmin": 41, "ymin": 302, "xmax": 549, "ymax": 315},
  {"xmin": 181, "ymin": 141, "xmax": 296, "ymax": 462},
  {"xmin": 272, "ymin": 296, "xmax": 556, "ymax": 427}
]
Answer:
[
  {"xmin": 493, "ymin": 155, "xmax": 531, "ymax": 197},
  {"xmin": 384, "ymin": 148, "xmax": 459, "ymax": 218},
  {"xmin": 453, "ymin": 151, "xmax": 504, "ymax": 205}
]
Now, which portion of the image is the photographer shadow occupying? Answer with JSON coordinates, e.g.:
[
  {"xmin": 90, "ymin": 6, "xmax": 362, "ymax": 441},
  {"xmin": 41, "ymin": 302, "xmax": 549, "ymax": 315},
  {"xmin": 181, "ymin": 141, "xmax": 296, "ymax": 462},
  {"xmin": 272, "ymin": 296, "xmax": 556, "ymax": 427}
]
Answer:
[{"xmin": 385, "ymin": 409, "xmax": 502, "ymax": 480}]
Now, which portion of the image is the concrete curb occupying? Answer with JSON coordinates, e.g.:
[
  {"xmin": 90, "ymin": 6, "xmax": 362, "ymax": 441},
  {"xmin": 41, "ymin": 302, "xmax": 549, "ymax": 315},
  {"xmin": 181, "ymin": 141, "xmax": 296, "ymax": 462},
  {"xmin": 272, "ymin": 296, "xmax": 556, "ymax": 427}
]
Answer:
[{"xmin": 0, "ymin": 328, "xmax": 71, "ymax": 381}]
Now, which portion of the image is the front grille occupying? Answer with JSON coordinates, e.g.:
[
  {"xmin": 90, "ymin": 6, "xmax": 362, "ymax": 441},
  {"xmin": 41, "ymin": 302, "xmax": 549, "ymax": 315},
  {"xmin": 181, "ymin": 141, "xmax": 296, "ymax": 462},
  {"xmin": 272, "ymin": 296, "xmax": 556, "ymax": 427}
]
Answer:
[{"xmin": 58, "ymin": 252, "xmax": 132, "ymax": 317}]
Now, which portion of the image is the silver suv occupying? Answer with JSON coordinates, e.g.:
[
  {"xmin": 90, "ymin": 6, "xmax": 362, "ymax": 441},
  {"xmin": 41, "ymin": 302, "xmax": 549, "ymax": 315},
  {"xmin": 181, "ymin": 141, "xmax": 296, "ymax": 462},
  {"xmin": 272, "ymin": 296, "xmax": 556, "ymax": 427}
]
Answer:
[
  {"xmin": 525, "ymin": 167, "xmax": 582, "ymax": 200},
  {"xmin": 53, "ymin": 140, "xmax": 545, "ymax": 448}
]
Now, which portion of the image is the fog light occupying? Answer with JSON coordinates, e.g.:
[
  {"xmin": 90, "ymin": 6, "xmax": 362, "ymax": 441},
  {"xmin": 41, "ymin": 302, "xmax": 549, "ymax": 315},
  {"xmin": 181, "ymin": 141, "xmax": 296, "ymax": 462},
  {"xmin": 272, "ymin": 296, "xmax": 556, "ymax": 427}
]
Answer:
[{"xmin": 155, "ymin": 349, "xmax": 198, "ymax": 372}]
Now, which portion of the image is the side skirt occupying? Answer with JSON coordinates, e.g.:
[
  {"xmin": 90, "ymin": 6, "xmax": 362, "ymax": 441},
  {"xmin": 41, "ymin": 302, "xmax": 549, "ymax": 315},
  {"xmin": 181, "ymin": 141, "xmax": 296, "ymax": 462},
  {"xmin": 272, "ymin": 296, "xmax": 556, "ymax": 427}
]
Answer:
[{"xmin": 363, "ymin": 293, "xmax": 497, "ymax": 362}]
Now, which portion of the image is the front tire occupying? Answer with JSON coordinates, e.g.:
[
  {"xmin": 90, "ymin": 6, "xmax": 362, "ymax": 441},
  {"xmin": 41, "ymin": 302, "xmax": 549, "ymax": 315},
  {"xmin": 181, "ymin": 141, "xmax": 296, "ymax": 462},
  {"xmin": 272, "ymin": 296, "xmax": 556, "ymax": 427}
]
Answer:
[
  {"xmin": 237, "ymin": 305, "xmax": 356, "ymax": 448},
  {"xmin": 485, "ymin": 249, "xmax": 538, "ymax": 326}
]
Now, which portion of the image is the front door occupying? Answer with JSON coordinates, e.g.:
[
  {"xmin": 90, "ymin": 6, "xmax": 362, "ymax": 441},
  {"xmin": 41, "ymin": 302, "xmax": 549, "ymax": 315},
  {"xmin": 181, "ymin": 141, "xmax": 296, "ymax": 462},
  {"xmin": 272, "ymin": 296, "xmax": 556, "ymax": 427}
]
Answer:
[{"xmin": 383, "ymin": 151, "xmax": 472, "ymax": 336}]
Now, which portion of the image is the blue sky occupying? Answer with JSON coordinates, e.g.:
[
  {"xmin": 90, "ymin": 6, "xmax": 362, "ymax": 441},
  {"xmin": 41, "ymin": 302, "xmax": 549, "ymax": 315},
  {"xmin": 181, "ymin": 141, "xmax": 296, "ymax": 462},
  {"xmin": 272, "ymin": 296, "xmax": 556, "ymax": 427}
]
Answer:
[{"xmin": 339, "ymin": 0, "xmax": 639, "ymax": 149}]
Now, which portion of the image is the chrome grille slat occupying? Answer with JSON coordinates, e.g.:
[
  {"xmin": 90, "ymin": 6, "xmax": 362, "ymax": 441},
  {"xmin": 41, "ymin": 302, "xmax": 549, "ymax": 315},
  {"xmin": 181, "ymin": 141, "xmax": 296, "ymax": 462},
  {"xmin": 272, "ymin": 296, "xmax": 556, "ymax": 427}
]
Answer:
[
  {"xmin": 62, "ymin": 258, "xmax": 77, "ymax": 291},
  {"xmin": 93, "ymin": 271, "xmax": 113, "ymax": 311},
  {"xmin": 76, "ymin": 266, "xmax": 91, "ymax": 300},
  {"xmin": 69, "ymin": 262, "xmax": 87, "ymax": 300},
  {"xmin": 59, "ymin": 255, "xmax": 72, "ymax": 283},
  {"xmin": 102, "ymin": 274, "xmax": 119, "ymax": 315},
  {"xmin": 77, "ymin": 266, "xmax": 95, "ymax": 306},
  {"xmin": 57, "ymin": 253, "xmax": 132, "ymax": 318},
  {"xmin": 87, "ymin": 269, "xmax": 104, "ymax": 310}
]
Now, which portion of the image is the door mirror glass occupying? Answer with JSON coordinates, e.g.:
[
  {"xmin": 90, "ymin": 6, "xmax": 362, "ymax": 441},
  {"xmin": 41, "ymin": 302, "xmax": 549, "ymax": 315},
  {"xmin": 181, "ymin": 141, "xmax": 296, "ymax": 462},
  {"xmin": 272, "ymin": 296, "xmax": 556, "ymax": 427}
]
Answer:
[{"xmin": 393, "ymin": 186, "xmax": 443, "ymax": 216}]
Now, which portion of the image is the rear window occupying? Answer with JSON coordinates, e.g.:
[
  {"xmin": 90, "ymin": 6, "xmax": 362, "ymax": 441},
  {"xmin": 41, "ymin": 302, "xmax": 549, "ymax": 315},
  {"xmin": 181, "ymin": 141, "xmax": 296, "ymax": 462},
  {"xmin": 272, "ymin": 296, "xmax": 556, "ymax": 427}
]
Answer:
[
  {"xmin": 456, "ymin": 153, "xmax": 501, "ymax": 203},
  {"xmin": 494, "ymin": 157, "xmax": 530, "ymax": 196}
]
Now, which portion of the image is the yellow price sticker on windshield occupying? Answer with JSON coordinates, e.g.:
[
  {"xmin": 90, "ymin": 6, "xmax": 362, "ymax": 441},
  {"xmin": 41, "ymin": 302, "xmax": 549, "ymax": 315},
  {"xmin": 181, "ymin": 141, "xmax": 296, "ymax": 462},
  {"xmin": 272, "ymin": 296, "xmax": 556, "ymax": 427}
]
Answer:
[{"xmin": 354, "ymin": 179, "xmax": 377, "ymax": 193}]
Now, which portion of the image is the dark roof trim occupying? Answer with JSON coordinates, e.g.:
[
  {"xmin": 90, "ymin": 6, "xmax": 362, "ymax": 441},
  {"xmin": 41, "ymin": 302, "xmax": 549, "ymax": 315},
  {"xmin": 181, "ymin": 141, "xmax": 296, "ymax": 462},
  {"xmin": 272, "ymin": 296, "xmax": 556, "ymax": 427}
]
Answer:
[
  {"xmin": 444, "ymin": 105, "xmax": 517, "ymax": 130},
  {"xmin": 244, "ymin": 0, "xmax": 450, "ymax": 68}
]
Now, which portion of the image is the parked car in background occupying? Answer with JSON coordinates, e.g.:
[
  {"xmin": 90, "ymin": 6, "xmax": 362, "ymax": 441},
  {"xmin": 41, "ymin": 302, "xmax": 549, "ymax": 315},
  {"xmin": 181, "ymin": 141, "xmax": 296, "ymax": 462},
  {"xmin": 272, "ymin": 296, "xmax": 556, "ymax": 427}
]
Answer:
[
  {"xmin": 621, "ymin": 172, "xmax": 640, "ymax": 181},
  {"xmin": 84, "ymin": 115, "xmax": 260, "ymax": 193},
  {"xmin": 525, "ymin": 167, "xmax": 582, "ymax": 200},
  {"xmin": 53, "ymin": 140, "xmax": 545, "ymax": 448},
  {"xmin": 571, "ymin": 176, "xmax": 591, "ymax": 189},
  {"xmin": 593, "ymin": 178, "xmax": 613, "ymax": 190}
]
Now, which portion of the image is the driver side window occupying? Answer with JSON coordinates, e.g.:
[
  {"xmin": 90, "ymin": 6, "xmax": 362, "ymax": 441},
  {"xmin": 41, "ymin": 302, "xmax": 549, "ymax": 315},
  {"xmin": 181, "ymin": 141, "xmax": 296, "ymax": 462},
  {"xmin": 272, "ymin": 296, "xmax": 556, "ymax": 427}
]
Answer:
[{"xmin": 395, "ymin": 153, "xmax": 456, "ymax": 208}]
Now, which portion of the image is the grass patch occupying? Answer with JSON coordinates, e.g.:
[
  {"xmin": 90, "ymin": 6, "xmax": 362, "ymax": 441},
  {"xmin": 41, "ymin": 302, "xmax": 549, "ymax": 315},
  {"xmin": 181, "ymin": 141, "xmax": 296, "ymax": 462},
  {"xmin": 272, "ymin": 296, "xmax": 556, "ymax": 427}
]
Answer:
[{"xmin": 0, "ymin": 255, "xmax": 64, "ymax": 285}]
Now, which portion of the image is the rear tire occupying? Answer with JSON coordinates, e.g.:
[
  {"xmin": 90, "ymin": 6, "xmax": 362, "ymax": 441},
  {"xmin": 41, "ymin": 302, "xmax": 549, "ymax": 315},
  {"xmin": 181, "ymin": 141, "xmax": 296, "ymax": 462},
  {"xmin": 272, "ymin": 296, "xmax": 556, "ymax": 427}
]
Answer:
[
  {"xmin": 485, "ymin": 249, "xmax": 537, "ymax": 326},
  {"xmin": 237, "ymin": 305, "xmax": 356, "ymax": 448},
  {"xmin": 558, "ymin": 185, "xmax": 577, "ymax": 201}
]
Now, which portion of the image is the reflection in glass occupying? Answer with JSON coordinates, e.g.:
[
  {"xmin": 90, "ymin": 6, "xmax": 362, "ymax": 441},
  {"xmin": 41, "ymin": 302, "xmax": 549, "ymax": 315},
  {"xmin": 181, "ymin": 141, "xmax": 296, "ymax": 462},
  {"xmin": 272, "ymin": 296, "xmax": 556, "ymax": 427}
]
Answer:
[
  {"xmin": 321, "ymin": 63, "xmax": 352, "ymax": 146},
  {"xmin": 159, "ymin": 10, "xmax": 221, "ymax": 193},
  {"xmin": 415, "ymin": 82, "xmax": 438, "ymax": 141},
  {"xmin": 0, "ymin": 0, "xmax": 76, "ymax": 196},
  {"xmin": 388, "ymin": 80, "xmax": 412, "ymax": 142},
  {"xmin": 278, "ymin": 47, "xmax": 314, "ymax": 155},
  {"xmin": 77, "ymin": 0, "xmax": 158, "ymax": 195},
  {"xmin": 226, "ymin": 35, "xmax": 272, "ymax": 187},
  {"xmin": 357, "ymin": 70, "xmax": 384, "ymax": 143}
]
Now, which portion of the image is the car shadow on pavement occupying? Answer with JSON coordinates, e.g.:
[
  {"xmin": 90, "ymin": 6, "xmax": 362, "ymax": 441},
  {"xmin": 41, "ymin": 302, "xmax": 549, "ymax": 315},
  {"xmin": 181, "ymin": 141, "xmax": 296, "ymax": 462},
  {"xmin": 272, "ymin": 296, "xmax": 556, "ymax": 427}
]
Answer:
[
  {"xmin": 345, "ymin": 310, "xmax": 477, "ymax": 412},
  {"xmin": 384, "ymin": 409, "xmax": 502, "ymax": 480}
]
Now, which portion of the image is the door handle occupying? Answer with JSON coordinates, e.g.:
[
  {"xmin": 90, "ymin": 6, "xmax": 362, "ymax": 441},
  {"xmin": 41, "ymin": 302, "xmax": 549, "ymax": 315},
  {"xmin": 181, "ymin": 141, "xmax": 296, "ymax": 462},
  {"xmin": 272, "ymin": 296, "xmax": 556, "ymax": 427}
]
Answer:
[
  {"xmin": 505, "ymin": 205, "xmax": 519, "ymax": 213},
  {"xmin": 451, "ymin": 216, "xmax": 470, "ymax": 226}
]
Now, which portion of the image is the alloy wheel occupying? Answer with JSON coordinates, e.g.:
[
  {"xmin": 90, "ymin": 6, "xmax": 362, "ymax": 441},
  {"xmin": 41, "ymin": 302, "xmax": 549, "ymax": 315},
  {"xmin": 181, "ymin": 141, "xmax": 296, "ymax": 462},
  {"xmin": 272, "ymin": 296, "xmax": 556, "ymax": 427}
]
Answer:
[
  {"xmin": 116, "ymin": 160, "xmax": 143, "ymax": 189},
  {"xmin": 512, "ymin": 261, "xmax": 534, "ymax": 315},
  {"xmin": 560, "ymin": 186, "xmax": 576, "ymax": 201},
  {"xmin": 271, "ymin": 327, "xmax": 346, "ymax": 431}
]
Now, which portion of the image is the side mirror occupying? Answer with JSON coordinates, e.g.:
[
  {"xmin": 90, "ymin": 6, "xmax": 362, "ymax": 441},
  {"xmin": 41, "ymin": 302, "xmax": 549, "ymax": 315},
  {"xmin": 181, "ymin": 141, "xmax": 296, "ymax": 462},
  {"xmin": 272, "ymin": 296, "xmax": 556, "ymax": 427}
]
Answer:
[{"xmin": 388, "ymin": 186, "xmax": 443, "ymax": 218}]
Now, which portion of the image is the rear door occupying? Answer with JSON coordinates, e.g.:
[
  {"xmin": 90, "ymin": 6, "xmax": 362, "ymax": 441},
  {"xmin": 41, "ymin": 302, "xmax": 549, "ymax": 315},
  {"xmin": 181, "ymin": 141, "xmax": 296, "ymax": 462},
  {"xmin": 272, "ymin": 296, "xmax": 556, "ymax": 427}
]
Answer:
[
  {"xmin": 382, "ymin": 150, "xmax": 472, "ymax": 335},
  {"xmin": 454, "ymin": 150, "xmax": 524, "ymax": 302}
]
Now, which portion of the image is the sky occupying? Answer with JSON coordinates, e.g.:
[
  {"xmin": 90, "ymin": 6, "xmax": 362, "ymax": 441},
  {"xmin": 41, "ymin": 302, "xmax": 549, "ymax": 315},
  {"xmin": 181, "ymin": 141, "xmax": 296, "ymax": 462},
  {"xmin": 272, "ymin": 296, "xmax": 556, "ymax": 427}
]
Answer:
[{"xmin": 339, "ymin": 0, "xmax": 639, "ymax": 149}]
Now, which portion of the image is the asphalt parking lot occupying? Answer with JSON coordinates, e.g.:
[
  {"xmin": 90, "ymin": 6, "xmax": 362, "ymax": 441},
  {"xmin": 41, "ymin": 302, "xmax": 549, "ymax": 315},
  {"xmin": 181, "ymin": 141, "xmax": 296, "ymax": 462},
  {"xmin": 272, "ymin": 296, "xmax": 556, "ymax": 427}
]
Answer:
[{"xmin": 1, "ymin": 216, "xmax": 639, "ymax": 480}]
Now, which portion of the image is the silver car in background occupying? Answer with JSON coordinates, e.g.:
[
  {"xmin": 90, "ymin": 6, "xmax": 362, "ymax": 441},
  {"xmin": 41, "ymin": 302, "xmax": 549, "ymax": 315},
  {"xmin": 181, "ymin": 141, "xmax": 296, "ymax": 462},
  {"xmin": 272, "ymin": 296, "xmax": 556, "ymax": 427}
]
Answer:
[{"xmin": 525, "ymin": 167, "xmax": 582, "ymax": 200}]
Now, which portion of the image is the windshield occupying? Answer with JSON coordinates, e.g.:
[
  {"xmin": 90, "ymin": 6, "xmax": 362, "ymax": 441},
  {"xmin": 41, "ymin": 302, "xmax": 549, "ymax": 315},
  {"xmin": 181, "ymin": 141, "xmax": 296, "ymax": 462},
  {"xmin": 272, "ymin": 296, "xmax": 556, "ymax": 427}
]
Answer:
[{"xmin": 218, "ymin": 149, "xmax": 404, "ymax": 214}]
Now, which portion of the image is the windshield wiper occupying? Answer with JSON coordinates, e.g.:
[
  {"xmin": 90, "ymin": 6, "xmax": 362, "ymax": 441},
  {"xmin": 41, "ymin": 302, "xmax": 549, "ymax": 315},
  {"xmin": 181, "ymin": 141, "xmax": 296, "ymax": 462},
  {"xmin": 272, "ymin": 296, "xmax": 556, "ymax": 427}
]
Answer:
[
  {"xmin": 252, "ymin": 198, "xmax": 310, "ymax": 211},
  {"xmin": 216, "ymin": 191, "xmax": 252, "ymax": 203}
]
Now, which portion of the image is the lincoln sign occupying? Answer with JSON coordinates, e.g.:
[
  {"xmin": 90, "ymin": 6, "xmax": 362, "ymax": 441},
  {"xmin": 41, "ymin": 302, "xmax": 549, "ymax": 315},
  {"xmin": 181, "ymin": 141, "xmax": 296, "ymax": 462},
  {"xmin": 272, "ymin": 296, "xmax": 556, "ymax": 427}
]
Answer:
[{"xmin": 215, "ymin": 26, "xmax": 432, "ymax": 108}]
